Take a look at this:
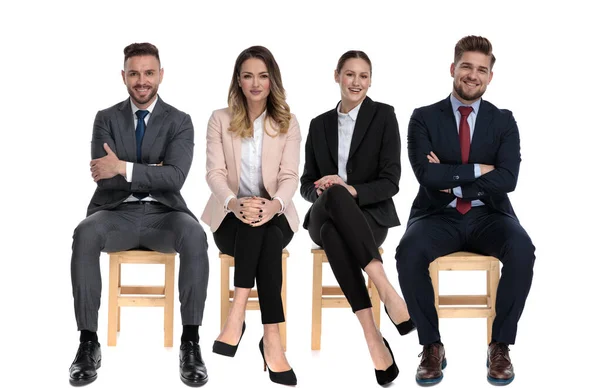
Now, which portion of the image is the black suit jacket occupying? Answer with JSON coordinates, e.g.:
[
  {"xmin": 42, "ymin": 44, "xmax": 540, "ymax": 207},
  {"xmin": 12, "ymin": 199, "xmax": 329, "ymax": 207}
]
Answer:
[
  {"xmin": 87, "ymin": 96, "xmax": 197, "ymax": 220},
  {"xmin": 300, "ymin": 96, "xmax": 401, "ymax": 228},
  {"xmin": 406, "ymin": 96, "xmax": 520, "ymax": 226}
]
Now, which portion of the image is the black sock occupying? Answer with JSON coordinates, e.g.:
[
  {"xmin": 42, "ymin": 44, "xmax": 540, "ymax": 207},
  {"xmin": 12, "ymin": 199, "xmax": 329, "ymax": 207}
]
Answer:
[
  {"xmin": 181, "ymin": 325, "xmax": 199, "ymax": 343},
  {"xmin": 80, "ymin": 330, "xmax": 98, "ymax": 343}
]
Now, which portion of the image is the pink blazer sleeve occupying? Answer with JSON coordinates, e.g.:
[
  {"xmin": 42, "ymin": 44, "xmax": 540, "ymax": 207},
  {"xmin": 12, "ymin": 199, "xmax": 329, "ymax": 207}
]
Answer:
[
  {"xmin": 205, "ymin": 110, "xmax": 236, "ymax": 205},
  {"xmin": 273, "ymin": 115, "xmax": 301, "ymax": 208}
]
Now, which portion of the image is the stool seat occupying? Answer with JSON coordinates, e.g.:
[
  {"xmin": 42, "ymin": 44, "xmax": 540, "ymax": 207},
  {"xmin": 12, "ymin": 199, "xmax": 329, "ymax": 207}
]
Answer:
[
  {"xmin": 311, "ymin": 248, "xmax": 382, "ymax": 350},
  {"xmin": 107, "ymin": 250, "xmax": 176, "ymax": 347},
  {"xmin": 219, "ymin": 249, "xmax": 289, "ymax": 350},
  {"xmin": 429, "ymin": 251, "xmax": 500, "ymax": 344}
]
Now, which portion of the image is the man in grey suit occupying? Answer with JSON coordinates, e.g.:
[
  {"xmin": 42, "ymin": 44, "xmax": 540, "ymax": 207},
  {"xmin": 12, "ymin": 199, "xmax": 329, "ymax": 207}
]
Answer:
[{"xmin": 69, "ymin": 43, "xmax": 209, "ymax": 387}]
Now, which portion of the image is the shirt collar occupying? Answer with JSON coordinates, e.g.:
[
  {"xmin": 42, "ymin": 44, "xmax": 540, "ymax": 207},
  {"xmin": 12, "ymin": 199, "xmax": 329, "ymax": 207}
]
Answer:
[
  {"xmin": 450, "ymin": 94, "xmax": 481, "ymax": 115},
  {"xmin": 130, "ymin": 95, "xmax": 159, "ymax": 116},
  {"xmin": 337, "ymin": 101, "xmax": 362, "ymax": 121}
]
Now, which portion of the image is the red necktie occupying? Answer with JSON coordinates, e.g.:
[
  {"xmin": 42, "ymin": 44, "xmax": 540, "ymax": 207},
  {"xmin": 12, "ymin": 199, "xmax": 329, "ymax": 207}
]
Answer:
[{"xmin": 456, "ymin": 106, "xmax": 473, "ymax": 214}]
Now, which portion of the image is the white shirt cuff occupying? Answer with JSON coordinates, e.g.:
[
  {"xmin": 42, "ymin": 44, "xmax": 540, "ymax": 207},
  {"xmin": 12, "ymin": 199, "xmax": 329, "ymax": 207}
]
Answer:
[
  {"xmin": 273, "ymin": 196, "xmax": 285, "ymax": 214},
  {"xmin": 224, "ymin": 195, "xmax": 236, "ymax": 213},
  {"xmin": 125, "ymin": 162, "xmax": 133, "ymax": 182}
]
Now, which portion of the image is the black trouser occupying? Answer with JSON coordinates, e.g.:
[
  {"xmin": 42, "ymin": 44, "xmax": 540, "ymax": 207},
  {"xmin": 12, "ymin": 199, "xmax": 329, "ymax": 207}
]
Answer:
[
  {"xmin": 395, "ymin": 206, "xmax": 536, "ymax": 345},
  {"xmin": 214, "ymin": 213, "xmax": 293, "ymax": 324},
  {"xmin": 307, "ymin": 185, "xmax": 388, "ymax": 312}
]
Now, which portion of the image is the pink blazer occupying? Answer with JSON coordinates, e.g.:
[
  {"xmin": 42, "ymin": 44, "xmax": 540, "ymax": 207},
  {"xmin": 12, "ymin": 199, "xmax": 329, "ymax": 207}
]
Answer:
[{"xmin": 201, "ymin": 108, "xmax": 301, "ymax": 233}]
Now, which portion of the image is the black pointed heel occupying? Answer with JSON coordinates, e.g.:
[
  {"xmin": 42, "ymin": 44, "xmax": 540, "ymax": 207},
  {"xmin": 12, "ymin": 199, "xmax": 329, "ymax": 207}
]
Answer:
[
  {"xmin": 258, "ymin": 337, "xmax": 297, "ymax": 386},
  {"xmin": 212, "ymin": 321, "xmax": 246, "ymax": 357},
  {"xmin": 375, "ymin": 337, "xmax": 399, "ymax": 385},
  {"xmin": 385, "ymin": 306, "xmax": 416, "ymax": 336}
]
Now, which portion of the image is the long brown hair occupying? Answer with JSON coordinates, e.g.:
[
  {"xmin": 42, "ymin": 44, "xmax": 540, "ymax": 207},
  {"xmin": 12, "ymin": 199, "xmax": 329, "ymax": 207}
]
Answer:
[{"xmin": 227, "ymin": 46, "xmax": 291, "ymax": 138}]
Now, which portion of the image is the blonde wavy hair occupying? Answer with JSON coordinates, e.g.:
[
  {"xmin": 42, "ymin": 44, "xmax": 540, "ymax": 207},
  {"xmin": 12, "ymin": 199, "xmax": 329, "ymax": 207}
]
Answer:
[{"xmin": 227, "ymin": 46, "xmax": 291, "ymax": 138}]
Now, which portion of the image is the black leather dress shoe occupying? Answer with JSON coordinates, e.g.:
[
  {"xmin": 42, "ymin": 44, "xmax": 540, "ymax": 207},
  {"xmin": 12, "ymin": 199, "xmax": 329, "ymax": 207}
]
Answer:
[
  {"xmin": 180, "ymin": 341, "xmax": 208, "ymax": 387},
  {"xmin": 69, "ymin": 341, "xmax": 101, "ymax": 386}
]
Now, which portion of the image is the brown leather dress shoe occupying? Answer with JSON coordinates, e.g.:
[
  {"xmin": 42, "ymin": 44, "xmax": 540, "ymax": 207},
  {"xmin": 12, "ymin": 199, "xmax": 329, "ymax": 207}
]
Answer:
[
  {"xmin": 416, "ymin": 343, "xmax": 447, "ymax": 386},
  {"xmin": 487, "ymin": 342, "xmax": 515, "ymax": 385}
]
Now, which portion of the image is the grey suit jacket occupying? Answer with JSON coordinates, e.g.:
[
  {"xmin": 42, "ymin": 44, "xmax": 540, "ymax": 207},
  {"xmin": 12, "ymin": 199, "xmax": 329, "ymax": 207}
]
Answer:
[{"xmin": 87, "ymin": 96, "xmax": 197, "ymax": 220}]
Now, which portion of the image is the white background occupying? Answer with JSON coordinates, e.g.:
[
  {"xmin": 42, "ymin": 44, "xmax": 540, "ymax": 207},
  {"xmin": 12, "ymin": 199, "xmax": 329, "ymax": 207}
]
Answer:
[{"xmin": 1, "ymin": 1, "xmax": 598, "ymax": 387}]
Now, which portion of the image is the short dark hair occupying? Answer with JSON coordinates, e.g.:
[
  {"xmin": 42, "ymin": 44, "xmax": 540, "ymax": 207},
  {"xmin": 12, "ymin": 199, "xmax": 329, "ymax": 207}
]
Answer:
[
  {"xmin": 336, "ymin": 50, "xmax": 372, "ymax": 75},
  {"xmin": 123, "ymin": 42, "xmax": 160, "ymax": 66},
  {"xmin": 454, "ymin": 36, "xmax": 496, "ymax": 69}
]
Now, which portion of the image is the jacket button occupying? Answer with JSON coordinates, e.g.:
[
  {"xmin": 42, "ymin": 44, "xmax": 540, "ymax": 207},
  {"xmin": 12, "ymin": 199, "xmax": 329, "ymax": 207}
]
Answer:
[
  {"xmin": 453, "ymin": 175, "xmax": 459, "ymax": 180},
  {"xmin": 347, "ymin": 168, "xmax": 353, "ymax": 174},
  {"xmin": 477, "ymin": 191, "xmax": 484, "ymax": 196}
]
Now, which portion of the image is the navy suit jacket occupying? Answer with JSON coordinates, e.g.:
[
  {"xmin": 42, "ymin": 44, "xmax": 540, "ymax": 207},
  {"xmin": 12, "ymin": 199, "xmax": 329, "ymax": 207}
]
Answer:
[{"xmin": 406, "ymin": 96, "xmax": 520, "ymax": 227}]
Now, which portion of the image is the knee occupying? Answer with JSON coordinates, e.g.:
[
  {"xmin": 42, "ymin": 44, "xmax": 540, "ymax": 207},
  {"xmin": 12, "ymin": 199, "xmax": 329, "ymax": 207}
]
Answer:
[
  {"xmin": 72, "ymin": 217, "xmax": 101, "ymax": 248},
  {"xmin": 395, "ymin": 238, "xmax": 428, "ymax": 279},
  {"xmin": 501, "ymin": 235, "xmax": 536, "ymax": 272},
  {"xmin": 180, "ymin": 221, "xmax": 208, "ymax": 251},
  {"xmin": 323, "ymin": 184, "xmax": 353, "ymax": 205}
]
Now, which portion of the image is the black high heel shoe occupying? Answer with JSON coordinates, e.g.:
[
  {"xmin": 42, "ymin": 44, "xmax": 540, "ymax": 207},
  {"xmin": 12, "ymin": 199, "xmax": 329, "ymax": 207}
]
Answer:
[
  {"xmin": 212, "ymin": 321, "xmax": 246, "ymax": 357},
  {"xmin": 385, "ymin": 306, "xmax": 416, "ymax": 336},
  {"xmin": 258, "ymin": 337, "xmax": 297, "ymax": 386},
  {"xmin": 375, "ymin": 337, "xmax": 399, "ymax": 386}
]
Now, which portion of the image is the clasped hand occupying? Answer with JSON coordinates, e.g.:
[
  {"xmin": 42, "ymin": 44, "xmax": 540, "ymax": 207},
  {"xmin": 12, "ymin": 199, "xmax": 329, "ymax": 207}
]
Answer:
[
  {"xmin": 90, "ymin": 143, "xmax": 125, "ymax": 182},
  {"xmin": 313, "ymin": 175, "xmax": 351, "ymax": 196},
  {"xmin": 229, "ymin": 197, "xmax": 280, "ymax": 227}
]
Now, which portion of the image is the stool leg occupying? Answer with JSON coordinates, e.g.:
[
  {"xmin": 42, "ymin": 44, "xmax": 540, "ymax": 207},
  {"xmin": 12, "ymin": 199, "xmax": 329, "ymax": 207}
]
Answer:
[
  {"xmin": 487, "ymin": 260, "xmax": 500, "ymax": 345},
  {"xmin": 164, "ymin": 256, "xmax": 175, "ymax": 347},
  {"xmin": 311, "ymin": 253, "xmax": 323, "ymax": 350},
  {"xmin": 107, "ymin": 254, "xmax": 120, "ymax": 346},
  {"xmin": 220, "ymin": 257, "xmax": 230, "ymax": 330},
  {"xmin": 368, "ymin": 277, "xmax": 381, "ymax": 328},
  {"xmin": 279, "ymin": 254, "xmax": 287, "ymax": 351},
  {"xmin": 117, "ymin": 264, "xmax": 121, "ymax": 332}
]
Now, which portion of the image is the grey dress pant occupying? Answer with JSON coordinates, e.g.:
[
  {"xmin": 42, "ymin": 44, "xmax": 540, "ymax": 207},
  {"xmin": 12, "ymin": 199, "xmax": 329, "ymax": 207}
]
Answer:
[{"xmin": 70, "ymin": 201, "xmax": 209, "ymax": 332}]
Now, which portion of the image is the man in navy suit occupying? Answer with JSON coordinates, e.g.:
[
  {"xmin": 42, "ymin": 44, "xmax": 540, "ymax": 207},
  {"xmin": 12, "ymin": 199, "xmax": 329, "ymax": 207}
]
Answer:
[{"xmin": 395, "ymin": 36, "xmax": 535, "ymax": 386}]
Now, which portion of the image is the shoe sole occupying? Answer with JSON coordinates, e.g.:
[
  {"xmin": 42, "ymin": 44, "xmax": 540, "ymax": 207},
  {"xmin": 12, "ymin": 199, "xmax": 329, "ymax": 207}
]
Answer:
[
  {"xmin": 416, "ymin": 358, "xmax": 447, "ymax": 386},
  {"xmin": 180, "ymin": 374, "xmax": 209, "ymax": 387}
]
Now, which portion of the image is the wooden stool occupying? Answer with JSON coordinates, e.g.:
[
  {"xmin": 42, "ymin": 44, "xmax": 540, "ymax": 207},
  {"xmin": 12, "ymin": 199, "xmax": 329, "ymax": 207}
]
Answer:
[
  {"xmin": 429, "ymin": 251, "xmax": 500, "ymax": 344},
  {"xmin": 107, "ymin": 250, "xmax": 176, "ymax": 347},
  {"xmin": 219, "ymin": 249, "xmax": 289, "ymax": 350},
  {"xmin": 311, "ymin": 247, "xmax": 382, "ymax": 350}
]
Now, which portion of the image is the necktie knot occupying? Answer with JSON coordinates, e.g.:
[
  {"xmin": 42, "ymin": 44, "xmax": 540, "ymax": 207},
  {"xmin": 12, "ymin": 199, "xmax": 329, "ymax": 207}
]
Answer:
[
  {"xmin": 136, "ymin": 110, "xmax": 149, "ymax": 120},
  {"xmin": 458, "ymin": 106, "xmax": 473, "ymax": 117}
]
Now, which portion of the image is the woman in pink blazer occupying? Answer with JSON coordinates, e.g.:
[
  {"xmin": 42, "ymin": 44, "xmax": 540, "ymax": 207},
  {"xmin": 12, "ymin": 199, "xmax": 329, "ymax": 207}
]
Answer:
[{"xmin": 201, "ymin": 46, "xmax": 300, "ymax": 386}]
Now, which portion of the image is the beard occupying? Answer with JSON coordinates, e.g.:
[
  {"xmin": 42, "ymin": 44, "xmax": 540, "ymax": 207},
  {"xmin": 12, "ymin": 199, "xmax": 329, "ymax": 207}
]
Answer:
[
  {"xmin": 453, "ymin": 80, "xmax": 486, "ymax": 102},
  {"xmin": 127, "ymin": 84, "xmax": 158, "ymax": 107}
]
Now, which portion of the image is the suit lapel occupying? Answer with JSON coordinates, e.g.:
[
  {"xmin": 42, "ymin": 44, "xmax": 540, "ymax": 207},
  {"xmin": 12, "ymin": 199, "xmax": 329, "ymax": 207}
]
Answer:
[
  {"xmin": 324, "ymin": 108, "xmax": 338, "ymax": 165},
  {"xmin": 439, "ymin": 97, "xmax": 462, "ymax": 162},
  {"xmin": 470, "ymin": 100, "xmax": 493, "ymax": 162},
  {"xmin": 116, "ymin": 99, "xmax": 136, "ymax": 162},
  {"xmin": 348, "ymin": 96, "xmax": 375, "ymax": 159},
  {"xmin": 141, "ymin": 96, "xmax": 168, "ymax": 161}
]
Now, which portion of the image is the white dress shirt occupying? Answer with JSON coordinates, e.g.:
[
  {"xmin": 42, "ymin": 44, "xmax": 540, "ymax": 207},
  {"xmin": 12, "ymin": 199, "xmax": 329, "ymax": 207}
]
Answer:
[
  {"xmin": 337, "ymin": 102, "xmax": 362, "ymax": 182},
  {"xmin": 224, "ymin": 111, "xmax": 284, "ymax": 213},
  {"xmin": 123, "ymin": 97, "xmax": 159, "ymax": 202}
]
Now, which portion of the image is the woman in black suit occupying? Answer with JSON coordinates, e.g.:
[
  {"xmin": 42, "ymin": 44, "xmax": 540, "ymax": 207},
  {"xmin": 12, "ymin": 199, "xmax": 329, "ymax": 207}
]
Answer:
[{"xmin": 300, "ymin": 50, "xmax": 413, "ymax": 386}]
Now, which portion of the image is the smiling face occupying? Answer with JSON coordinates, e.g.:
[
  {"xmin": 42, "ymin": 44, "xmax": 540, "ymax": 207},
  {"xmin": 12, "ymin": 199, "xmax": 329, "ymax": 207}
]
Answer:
[
  {"xmin": 450, "ymin": 51, "xmax": 493, "ymax": 104},
  {"xmin": 121, "ymin": 55, "xmax": 163, "ymax": 109},
  {"xmin": 238, "ymin": 58, "xmax": 271, "ymax": 108},
  {"xmin": 335, "ymin": 58, "xmax": 371, "ymax": 113}
]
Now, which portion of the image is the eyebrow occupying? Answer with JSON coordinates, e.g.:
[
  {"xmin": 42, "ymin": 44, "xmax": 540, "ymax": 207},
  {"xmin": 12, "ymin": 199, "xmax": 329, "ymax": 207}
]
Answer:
[
  {"xmin": 241, "ymin": 71, "xmax": 269, "ymax": 74},
  {"xmin": 461, "ymin": 62, "xmax": 489, "ymax": 71}
]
